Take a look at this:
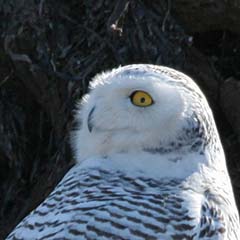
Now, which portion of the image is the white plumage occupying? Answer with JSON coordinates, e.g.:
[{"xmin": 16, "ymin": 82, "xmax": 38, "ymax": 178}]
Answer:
[{"xmin": 7, "ymin": 64, "xmax": 240, "ymax": 239}]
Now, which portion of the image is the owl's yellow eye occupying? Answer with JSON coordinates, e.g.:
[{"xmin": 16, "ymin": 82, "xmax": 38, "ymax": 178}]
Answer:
[{"xmin": 130, "ymin": 90, "xmax": 153, "ymax": 107}]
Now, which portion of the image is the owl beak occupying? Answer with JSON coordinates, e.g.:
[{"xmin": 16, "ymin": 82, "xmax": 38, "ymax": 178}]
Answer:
[{"xmin": 87, "ymin": 106, "xmax": 95, "ymax": 132}]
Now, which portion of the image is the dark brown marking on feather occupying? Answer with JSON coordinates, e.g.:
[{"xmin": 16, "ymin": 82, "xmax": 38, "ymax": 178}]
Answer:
[
  {"xmin": 87, "ymin": 225, "xmax": 123, "ymax": 239},
  {"xmin": 143, "ymin": 222, "xmax": 166, "ymax": 233},
  {"xmin": 130, "ymin": 229, "xmax": 157, "ymax": 239},
  {"xmin": 38, "ymin": 228, "xmax": 65, "ymax": 239},
  {"xmin": 126, "ymin": 216, "xmax": 142, "ymax": 223},
  {"xmin": 69, "ymin": 229, "xmax": 86, "ymax": 236},
  {"xmin": 173, "ymin": 223, "xmax": 195, "ymax": 231}
]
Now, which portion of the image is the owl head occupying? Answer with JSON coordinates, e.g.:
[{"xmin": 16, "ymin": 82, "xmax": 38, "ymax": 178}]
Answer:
[{"xmin": 72, "ymin": 64, "xmax": 222, "ymax": 169}]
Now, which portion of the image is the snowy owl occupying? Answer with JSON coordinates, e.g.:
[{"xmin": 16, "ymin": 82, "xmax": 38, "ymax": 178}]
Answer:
[{"xmin": 6, "ymin": 64, "xmax": 240, "ymax": 239}]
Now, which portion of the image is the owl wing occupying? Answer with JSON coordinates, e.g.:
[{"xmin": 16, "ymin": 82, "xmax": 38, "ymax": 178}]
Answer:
[
  {"xmin": 5, "ymin": 165, "xmax": 191, "ymax": 240},
  {"xmin": 196, "ymin": 188, "xmax": 240, "ymax": 240}
]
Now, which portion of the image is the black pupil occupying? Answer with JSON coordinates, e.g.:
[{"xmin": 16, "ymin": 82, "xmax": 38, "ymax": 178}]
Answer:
[{"xmin": 140, "ymin": 97, "xmax": 145, "ymax": 103}]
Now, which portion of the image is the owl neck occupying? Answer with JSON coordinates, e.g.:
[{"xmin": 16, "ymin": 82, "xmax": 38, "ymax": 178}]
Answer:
[
  {"xmin": 74, "ymin": 131, "xmax": 225, "ymax": 180},
  {"xmin": 77, "ymin": 148, "xmax": 217, "ymax": 180}
]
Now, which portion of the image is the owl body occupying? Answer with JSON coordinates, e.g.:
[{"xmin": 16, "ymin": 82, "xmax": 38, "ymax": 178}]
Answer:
[
  {"xmin": 7, "ymin": 159, "xmax": 238, "ymax": 240},
  {"xmin": 6, "ymin": 65, "xmax": 240, "ymax": 239}
]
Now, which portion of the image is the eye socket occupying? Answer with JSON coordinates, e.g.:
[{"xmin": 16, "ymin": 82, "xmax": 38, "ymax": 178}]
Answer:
[{"xmin": 130, "ymin": 90, "xmax": 154, "ymax": 107}]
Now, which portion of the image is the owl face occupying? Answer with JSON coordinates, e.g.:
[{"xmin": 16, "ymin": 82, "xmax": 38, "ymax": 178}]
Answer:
[{"xmin": 86, "ymin": 69, "xmax": 185, "ymax": 137}]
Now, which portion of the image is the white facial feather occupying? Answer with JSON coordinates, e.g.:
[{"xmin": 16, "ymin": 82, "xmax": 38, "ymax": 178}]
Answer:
[{"xmin": 71, "ymin": 64, "xmax": 226, "ymax": 178}]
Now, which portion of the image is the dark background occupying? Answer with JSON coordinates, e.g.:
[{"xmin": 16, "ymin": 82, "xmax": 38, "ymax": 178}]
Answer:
[{"xmin": 1, "ymin": 0, "xmax": 240, "ymax": 238}]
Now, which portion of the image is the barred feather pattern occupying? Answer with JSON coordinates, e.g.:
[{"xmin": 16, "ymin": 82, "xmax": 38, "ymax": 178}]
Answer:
[{"xmin": 7, "ymin": 164, "xmax": 231, "ymax": 240}]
